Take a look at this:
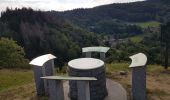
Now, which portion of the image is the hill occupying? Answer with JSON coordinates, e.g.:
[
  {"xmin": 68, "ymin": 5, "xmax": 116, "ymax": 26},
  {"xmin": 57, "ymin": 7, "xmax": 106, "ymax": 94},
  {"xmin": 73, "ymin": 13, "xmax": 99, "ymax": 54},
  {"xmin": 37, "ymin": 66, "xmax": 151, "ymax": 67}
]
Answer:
[
  {"xmin": 0, "ymin": 8, "xmax": 99, "ymax": 66},
  {"xmin": 56, "ymin": 0, "xmax": 170, "ymax": 36}
]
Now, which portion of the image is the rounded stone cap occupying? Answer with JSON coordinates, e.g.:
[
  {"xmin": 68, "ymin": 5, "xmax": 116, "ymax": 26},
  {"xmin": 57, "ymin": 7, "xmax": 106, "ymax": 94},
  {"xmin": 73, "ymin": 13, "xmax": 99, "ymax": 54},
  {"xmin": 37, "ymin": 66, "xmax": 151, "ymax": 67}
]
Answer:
[
  {"xmin": 129, "ymin": 53, "xmax": 147, "ymax": 68},
  {"xmin": 29, "ymin": 54, "xmax": 56, "ymax": 66},
  {"xmin": 68, "ymin": 58, "xmax": 104, "ymax": 70}
]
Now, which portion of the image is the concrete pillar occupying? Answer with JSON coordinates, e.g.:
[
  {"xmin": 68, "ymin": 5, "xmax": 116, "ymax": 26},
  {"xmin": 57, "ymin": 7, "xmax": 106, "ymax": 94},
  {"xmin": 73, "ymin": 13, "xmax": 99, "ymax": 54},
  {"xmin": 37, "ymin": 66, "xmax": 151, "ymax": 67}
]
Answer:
[
  {"xmin": 44, "ymin": 59, "xmax": 55, "ymax": 76},
  {"xmin": 77, "ymin": 81, "xmax": 90, "ymax": 100},
  {"xmin": 33, "ymin": 66, "xmax": 45, "ymax": 95},
  {"xmin": 129, "ymin": 53, "xmax": 147, "ymax": 100},
  {"xmin": 29, "ymin": 54, "xmax": 57, "ymax": 96},
  {"xmin": 43, "ymin": 59, "xmax": 55, "ymax": 95},
  {"xmin": 132, "ymin": 66, "xmax": 146, "ymax": 100},
  {"xmin": 48, "ymin": 80, "xmax": 64, "ymax": 100},
  {"xmin": 85, "ymin": 52, "xmax": 91, "ymax": 58},
  {"xmin": 100, "ymin": 52, "xmax": 105, "ymax": 61}
]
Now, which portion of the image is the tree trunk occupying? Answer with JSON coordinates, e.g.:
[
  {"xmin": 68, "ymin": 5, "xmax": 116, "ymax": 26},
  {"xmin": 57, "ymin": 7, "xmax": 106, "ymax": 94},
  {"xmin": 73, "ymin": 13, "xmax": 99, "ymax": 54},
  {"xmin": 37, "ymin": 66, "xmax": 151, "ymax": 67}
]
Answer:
[{"xmin": 164, "ymin": 42, "xmax": 169, "ymax": 69}]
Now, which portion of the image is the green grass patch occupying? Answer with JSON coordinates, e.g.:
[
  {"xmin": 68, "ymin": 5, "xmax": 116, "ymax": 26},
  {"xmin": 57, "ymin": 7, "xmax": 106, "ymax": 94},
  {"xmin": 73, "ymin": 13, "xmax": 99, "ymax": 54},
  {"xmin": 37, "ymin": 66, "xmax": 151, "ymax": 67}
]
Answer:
[
  {"xmin": 137, "ymin": 21, "xmax": 160, "ymax": 28},
  {"xmin": 147, "ymin": 65, "xmax": 164, "ymax": 72},
  {"xmin": 106, "ymin": 63, "xmax": 130, "ymax": 73},
  {"xmin": 106, "ymin": 63, "xmax": 167, "ymax": 74},
  {"xmin": 130, "ymin": 35, "xmax": 144, "ymax": 43},
  {"xmin": 0, "ymin": 69, "xmax": 33, "ymax": 91}
]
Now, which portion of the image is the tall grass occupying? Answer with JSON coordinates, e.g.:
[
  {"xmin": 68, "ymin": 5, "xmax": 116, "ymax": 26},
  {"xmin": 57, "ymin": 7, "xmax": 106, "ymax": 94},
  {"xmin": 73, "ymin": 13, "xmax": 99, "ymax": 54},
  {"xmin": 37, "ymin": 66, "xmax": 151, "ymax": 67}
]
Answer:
[{"xmin": 0, "ymin": 69, "xmax": 33, "ymax": 91}]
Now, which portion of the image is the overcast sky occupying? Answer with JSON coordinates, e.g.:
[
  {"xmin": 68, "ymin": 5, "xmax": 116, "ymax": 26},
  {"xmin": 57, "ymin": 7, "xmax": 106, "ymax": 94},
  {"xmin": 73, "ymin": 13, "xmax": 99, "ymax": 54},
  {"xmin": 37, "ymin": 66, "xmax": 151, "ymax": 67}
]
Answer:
[{"xmin": 0, "ymin": 0, "xmax": 145, "ymax": 13}]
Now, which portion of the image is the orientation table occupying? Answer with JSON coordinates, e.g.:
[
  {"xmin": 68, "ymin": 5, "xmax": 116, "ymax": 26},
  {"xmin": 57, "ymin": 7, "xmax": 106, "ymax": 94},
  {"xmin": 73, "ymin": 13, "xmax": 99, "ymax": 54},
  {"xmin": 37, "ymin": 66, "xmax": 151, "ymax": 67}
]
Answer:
[{"xmin": 68, "ymin": 58, "xmax": 108, "ymax": 100}]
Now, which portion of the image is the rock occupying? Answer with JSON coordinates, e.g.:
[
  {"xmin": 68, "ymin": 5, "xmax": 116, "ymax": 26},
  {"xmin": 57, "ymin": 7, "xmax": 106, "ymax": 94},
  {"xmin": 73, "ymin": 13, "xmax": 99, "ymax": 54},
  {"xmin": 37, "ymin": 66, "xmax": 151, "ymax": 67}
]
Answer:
[{"xmin": 119, "ymin": 71, "xmax": 128, "ymax": 75}]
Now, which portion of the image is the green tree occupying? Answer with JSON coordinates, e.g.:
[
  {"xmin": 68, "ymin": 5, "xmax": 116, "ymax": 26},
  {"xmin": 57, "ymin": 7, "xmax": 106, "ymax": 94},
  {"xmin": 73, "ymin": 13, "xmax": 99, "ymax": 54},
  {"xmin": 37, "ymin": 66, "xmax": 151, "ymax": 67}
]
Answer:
[
  {"xmin": 161, "ymin": 22, "xmax": 170, "ymax": 69},
  {"xmin": 0, "ymin": 38, "xmax": 30, "ymax": 69}
]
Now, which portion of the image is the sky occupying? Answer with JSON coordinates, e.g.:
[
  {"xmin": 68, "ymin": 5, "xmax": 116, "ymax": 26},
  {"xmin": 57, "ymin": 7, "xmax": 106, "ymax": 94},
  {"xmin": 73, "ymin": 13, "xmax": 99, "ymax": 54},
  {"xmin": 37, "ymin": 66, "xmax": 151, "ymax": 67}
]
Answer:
[{"xmin": 0, "ymin": 0, "xmax": 145, "ymax": 13}]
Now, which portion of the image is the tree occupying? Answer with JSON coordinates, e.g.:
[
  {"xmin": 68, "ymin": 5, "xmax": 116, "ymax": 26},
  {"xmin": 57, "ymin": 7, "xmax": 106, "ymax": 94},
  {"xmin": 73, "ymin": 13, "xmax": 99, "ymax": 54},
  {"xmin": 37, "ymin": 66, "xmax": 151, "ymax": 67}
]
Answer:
[
  {"xmin": 0, "ymin": 38, "xmax": 30, "ymax": 69},
  {"xmin": 161, "ymin": 22, "xmax": 170, "ymax": 69}
]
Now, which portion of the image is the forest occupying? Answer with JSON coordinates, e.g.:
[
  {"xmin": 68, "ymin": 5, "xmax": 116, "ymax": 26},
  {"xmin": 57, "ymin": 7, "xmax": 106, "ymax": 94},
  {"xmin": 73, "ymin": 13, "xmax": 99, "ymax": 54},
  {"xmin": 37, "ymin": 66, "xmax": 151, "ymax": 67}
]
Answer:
[
  {"xmin": 0, "ymin": 0, "xmax": 169, "ymax": 69},
  {"xmin": 56, "ymin": 0, "xmax": 170, "ymax": 36}
]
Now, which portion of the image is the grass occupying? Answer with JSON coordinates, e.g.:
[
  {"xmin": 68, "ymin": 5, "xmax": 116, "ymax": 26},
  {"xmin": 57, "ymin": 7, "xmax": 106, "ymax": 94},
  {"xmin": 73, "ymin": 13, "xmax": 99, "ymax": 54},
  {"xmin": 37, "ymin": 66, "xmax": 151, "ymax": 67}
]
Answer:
[
  {"xmin": 129, "ymin": 21, "xmax": 161, "ymax": 43},
  {"xmin": 129, "ymin": 35, "xmax": 144, "ymax": 43},
  {"xmin": 0, "ymin": 64, "xmax": 170, "ymax": 100},
  {"xmin": 0, "ymin": 69, "xmax": 33, "ymax": 91},
  {"xmin": 137, "ymin": 21, "xmax": 160, "ymax": 28},
  {"xmin": 106, "ymin": 63, "xmax": 170, "ymax": 100},
  {"xmin": 106, "ymin": 63, "xmax": 129, "ymax": 72}
]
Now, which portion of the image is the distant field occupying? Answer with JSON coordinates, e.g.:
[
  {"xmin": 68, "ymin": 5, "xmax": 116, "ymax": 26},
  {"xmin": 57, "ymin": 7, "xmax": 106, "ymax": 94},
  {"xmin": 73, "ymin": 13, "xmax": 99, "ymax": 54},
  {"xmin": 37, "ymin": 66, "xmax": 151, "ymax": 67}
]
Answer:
[
  {"xmin": 0, "ymin": 64, "xmax": 170, "ymax": 100},
  {"xmin": 129, "ymin": 35, "xmax": 144, "ymax": 43},
  {"xmin": 136, "ymin": 21, "xmax": 161, "ymax": 28}
]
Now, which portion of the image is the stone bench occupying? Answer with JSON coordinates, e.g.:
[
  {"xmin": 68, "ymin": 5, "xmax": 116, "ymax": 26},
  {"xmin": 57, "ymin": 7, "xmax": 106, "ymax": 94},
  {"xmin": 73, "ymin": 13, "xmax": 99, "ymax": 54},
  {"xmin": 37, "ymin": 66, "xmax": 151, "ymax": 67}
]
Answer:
[
  {"xmin": 82, "ymin": 46, "xmax": 110, "ymax": 61},
  {"xmin": 41, "ymin": 76, "xmax": 97, "ymax": 100}
]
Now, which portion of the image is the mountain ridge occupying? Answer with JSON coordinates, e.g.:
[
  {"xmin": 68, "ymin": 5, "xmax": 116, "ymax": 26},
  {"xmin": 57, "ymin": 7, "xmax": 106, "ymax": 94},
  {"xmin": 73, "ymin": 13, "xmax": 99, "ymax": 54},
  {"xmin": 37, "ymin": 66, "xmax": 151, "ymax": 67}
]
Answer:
[{"xmin": 54, "ymin": 0, "xmax": 169, "ymax": 35}]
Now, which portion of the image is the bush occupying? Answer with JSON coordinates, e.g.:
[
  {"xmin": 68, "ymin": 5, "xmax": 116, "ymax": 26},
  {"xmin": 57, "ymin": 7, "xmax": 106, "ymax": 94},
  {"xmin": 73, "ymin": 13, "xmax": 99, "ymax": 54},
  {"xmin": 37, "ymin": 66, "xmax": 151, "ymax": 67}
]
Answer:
[{"xmin": 0, "ymin": 38, "xmax": 30, "ymax": 69}]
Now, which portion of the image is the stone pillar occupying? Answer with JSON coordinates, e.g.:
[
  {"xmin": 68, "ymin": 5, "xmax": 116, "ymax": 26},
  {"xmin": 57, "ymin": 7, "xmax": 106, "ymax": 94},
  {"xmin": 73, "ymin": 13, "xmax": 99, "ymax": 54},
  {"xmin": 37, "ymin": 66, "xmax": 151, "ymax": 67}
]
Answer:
[
  {"xmin": 100, "ymin": 52, "xmax": 105, "ymax": 61},
  {"xmin": 129, "ymin": 53, "xmax": 147, "ymax": 100},
  {"xmin": 132, "ymin": 66, "xmax": 146, "ymax": 100},
  {"xmin": 43, "ymin": 59, "xmax": 55, "ymax": 95},
  {"xmin": 85, "ymin": 52, "xmax": 91, "ymax": 58},
  {"xmin": 33, "ymin": 66, "xmax": 45, "ymax": 95},
  {"xmin": 29, "ymin": 54, "xmax": 57, "ymax": 96},
  {"xmin": 44, "ymin": 59, "xmax": 55, "ymax": 76},
  {"xmin": 48, "ymin": 80, "xmax": 64, "ymax": 100},
  {"xmin": 77, "ymin": 81, "xmax": 90, "ymax": 100}
]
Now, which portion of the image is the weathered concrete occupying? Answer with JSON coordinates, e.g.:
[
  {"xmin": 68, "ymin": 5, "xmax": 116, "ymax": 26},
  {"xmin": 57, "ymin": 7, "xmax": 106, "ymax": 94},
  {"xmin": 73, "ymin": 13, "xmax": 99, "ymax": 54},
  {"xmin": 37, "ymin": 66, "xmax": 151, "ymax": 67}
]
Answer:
[
  {"xmin": 33, "ymin": 66, "xmax": 45, "ymax": 95},
  {"xmin": 77, "ymin": 81, "xmax": 90, "ymax": 100},
  {"xmin": 29, "ymin": 54, "xmax": 56, "ymax": 96},
  {"xmin": 48, "ymin": 80, "xmax": 64, "ymax": 100},
  {"xmin": 129, "ymin": 53, "xmax": 147, "ymax": 100},
  {"xmin": 82, "ymin": 46, "xmax": 110, "ymax": 61},
  {"xmin": 132, "ymin": 66, "xmax": 146, "ymax": 100},
  {"xmin": 41, "ymin": 76, "xmax": 97, "ymax": 100},
  {"xmin": 68, "ymin": 58, "xmax": 107, "ymax": 100}
]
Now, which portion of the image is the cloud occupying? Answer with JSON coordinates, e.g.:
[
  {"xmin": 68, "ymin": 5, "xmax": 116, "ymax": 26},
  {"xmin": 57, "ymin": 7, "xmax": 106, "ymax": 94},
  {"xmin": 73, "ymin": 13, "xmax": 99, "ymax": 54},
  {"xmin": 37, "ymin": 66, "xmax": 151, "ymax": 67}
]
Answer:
[{"xmin": 0, "ymin": 0, "xmax": 145, "ymax": 13}]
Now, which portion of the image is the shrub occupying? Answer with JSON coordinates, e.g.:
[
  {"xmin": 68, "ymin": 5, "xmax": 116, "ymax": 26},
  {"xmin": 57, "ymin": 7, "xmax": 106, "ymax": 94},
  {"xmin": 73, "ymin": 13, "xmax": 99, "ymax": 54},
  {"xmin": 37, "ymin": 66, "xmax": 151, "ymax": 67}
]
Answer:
[{"xmin": 0, "ymin": 38, "xmax": 30, "ymax": 69}]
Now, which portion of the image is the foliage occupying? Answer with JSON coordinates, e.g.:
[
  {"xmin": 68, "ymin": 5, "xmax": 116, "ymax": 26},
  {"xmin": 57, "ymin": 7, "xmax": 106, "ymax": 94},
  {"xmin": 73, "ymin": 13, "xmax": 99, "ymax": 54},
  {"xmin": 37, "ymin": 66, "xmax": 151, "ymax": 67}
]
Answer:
[
  {"xmin": 0, "ymin": 38, "xmax": 30, "ymax": 68},
  {"xmin": 90, "ymin": 19, "xmax": 143, "ymax": 37},
  {"xmin": 106, "ymin": 26, "xmax": 162, "ymax": 64},
  {"xmin": 129, "ymin": 35, "xmax": 144, "ymax": 43},
  {"xmin": 0, "ymin": 8, "xmax": 99, "ymax": 66},
  {"xmin": 57, "ymin": 0, "xmax": 170, "ymax": 36},
  {"xmin": 136, "ymin": 21, "xmax": 161, "ymax": 28},
  {"xmin": 161, "ymin": 22, "xmax": 170, "ymax": 69}
]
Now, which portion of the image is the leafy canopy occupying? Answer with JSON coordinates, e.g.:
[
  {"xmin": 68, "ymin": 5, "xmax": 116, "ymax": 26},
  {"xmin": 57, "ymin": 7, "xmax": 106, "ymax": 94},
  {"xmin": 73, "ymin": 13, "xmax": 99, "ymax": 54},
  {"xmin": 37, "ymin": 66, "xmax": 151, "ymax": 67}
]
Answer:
[{"xmin": 0, "ymin": 38, "xmax": 30, "ymax": 68}]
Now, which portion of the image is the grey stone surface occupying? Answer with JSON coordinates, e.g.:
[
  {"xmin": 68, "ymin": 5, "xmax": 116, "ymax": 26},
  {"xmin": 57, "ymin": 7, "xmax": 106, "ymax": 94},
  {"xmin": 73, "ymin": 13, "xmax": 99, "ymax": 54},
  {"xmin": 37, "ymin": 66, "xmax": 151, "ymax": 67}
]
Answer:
[
  {"xmin": 41, "ymin": 76, "xmax": 97, "ymax": 81},
  {"xmin": 63, "ymin": 79, "xmax": 127, "ymax": 100},
  {"xmin": 85, "ymin": 52, "xmax": 91, "ymax": 58},
  {"xmin": 77, "ymin": 81, "xmax": 90, "ymax": 100},
  {"xmin": 33, "ymin": 66, "xmax": 45, "ymax": 95},
  {"xmin": 43, "ymin": 60, "xmax": 55, "ymax": 95},
  {"xmin": 30, "ymin": 54, "xmax": 56, "ymax": 96},
  {"xmin": 132, "ymin": 66, "xmax": 146, "ymax": 100},
  {"xmin": 100, "ymin": 52, "xmax": 106, "ymax": 61},
  {"xmin": 48, "ymin": 80, "xmax": 64, "ymax": 100},
  {"xmin": 44, "ymin": 60, "xmax": 55, "ymax": 76},
  {"xmin": 69, "ymin": 66, "xmax": 107, "ymax": 100}
]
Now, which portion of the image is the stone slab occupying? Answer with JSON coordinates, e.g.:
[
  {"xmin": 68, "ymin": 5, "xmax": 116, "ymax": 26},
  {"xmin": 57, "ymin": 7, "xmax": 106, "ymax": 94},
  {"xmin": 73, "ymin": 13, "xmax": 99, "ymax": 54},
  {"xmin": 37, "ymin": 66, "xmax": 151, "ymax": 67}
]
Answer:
[{"xmin": 41, "ymin": 76, "xmax": 97, "ymax": 81}]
